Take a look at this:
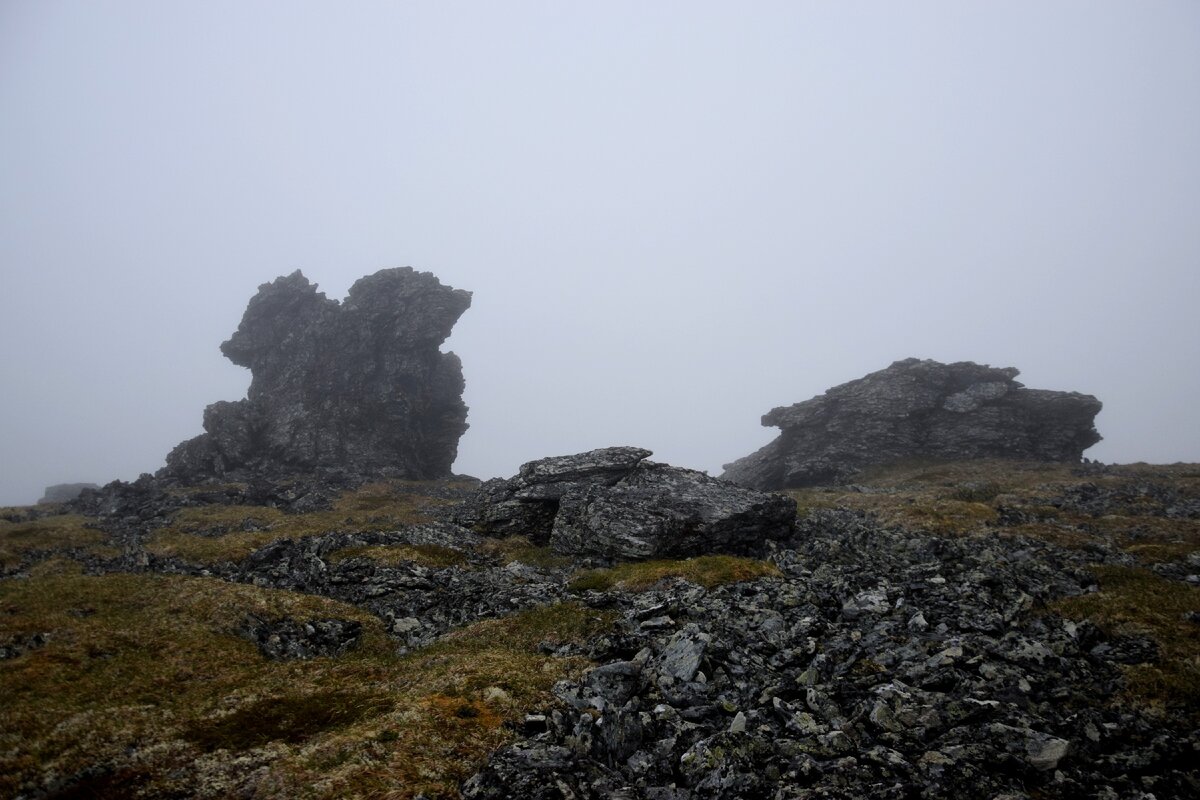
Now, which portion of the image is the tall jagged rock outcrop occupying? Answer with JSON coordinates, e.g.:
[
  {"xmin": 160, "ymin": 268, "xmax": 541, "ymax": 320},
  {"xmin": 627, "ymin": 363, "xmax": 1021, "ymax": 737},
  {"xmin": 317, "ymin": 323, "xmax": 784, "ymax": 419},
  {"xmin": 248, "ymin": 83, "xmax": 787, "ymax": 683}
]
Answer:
[
  {"xmin": 721, "ymin": 358, "xmax": 1102, "ymax": 489},
  {"xmin": 161, "ymin": 268, "xmax": 470, "ymax": 482}
]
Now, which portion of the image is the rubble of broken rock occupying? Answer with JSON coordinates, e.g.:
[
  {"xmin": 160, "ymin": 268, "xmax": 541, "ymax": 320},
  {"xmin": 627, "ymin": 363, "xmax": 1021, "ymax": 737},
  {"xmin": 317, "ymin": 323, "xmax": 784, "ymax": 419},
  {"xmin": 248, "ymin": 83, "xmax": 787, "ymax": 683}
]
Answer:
[
  {"xmin": 463, "ymin": 509, "xmax": 1198, "ymax": 799},
  {"xmin": 3, "ymin": 461, "xmax": 1198, "ymax": 799}
]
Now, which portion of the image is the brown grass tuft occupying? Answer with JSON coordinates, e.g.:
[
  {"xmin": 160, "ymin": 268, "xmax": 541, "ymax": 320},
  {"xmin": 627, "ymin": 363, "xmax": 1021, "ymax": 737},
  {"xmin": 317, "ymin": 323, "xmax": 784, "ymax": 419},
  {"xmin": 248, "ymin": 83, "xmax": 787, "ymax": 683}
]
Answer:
[
  {"xmin": 1051, "ymin": 565, "xmax": 1200, "ymax": 714},
  {"xmin": 0, "ymin": 515, "xmax": 117, "ymax": 569},
  {"xmin": 569, "ymin": 554, "xmax": 781, "ymax": 593},
  {"xmin": 146, "ymin": 482, "xmax": 451, "ymax": 565},
  {"xmin": 0, "ymin": 571, "xmax": 613, "ymax": 799}
]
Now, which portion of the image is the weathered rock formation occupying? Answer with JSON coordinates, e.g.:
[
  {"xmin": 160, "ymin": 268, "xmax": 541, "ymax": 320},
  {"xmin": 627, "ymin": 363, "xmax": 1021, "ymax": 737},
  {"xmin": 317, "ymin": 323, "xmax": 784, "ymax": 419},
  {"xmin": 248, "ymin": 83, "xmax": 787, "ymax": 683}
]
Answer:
[
  {"xmin": 455, "ymin": 447, "xmax": 797, "ymax": 559},
  {"xmin": 38, "ymin": 483, "xmax": 100, "ymax": 504},
  {"xmin": 722, "ymin": 359, "xmax": 1102, "ymax": 489},
  {"xmin": 161, "ymin": 268, "xmax": 470, "ymax": 482}
]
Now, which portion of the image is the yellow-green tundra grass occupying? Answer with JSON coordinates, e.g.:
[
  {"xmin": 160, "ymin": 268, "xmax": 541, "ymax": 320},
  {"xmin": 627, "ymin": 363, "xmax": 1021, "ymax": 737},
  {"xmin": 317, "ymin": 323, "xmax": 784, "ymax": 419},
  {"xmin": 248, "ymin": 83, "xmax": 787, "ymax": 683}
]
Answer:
[{"xmin": 0, "ymin": 559, "xmax": 613, "ymax": 799}]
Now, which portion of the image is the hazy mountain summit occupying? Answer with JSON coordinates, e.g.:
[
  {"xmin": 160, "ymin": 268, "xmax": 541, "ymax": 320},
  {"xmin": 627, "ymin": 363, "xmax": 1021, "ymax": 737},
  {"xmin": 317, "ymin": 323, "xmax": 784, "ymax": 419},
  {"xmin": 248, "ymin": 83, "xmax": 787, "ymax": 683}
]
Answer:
[
  {"xmin": 722, "ymin": 358, "xmax": 1102, "ymax": 489},
  {"xmin": 160, "ymin": 268, "xmax": 471, "ymax": 483},
  {"xmin": 4, "ymin": 273, "xmax": 1196, "ymax": 798}
]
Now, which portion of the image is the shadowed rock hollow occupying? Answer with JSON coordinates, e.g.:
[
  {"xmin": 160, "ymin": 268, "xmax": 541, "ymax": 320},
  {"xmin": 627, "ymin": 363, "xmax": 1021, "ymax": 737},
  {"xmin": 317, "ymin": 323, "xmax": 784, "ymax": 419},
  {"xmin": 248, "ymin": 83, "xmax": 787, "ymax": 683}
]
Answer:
[
  {"xmin": 722, "ymin": 358, "xmax": 1102, "ymax": 490},
  {"xmin": 161, "ymin": 268, "xmax": 471, "ymax": 482}
]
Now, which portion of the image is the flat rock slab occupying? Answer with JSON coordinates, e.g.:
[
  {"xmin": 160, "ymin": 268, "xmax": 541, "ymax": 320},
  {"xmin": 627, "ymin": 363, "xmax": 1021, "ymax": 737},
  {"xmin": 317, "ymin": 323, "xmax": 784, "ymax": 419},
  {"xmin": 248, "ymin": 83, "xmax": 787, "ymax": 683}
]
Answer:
[{"xmin": 455, "ymin": 447, "xmax": 796, "ymax": 560}]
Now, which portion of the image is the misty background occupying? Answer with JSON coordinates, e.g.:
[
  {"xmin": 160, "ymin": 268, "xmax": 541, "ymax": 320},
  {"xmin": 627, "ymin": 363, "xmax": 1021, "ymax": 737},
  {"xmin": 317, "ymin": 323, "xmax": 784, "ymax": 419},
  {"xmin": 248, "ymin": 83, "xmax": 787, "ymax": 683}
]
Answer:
[{"xmin": 2, "ymin": 2, "xmax": 1198, "ymax": 506}]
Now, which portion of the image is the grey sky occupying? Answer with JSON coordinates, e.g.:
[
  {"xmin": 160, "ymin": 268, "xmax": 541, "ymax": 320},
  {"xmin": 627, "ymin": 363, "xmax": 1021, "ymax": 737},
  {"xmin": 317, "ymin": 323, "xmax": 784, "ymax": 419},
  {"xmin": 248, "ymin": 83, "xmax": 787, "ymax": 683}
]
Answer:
[{"xmin": 2, "ymin": 1, "xmax": 1198, "ymax": 505}]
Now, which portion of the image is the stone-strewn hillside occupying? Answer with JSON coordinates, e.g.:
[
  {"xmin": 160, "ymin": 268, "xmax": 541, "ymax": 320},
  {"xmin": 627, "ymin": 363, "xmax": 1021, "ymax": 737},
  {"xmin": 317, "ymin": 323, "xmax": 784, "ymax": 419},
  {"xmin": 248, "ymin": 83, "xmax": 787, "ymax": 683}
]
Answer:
[{"xmin": 2, "ymin": 459, "xmax": 1197, "ymax": 798}]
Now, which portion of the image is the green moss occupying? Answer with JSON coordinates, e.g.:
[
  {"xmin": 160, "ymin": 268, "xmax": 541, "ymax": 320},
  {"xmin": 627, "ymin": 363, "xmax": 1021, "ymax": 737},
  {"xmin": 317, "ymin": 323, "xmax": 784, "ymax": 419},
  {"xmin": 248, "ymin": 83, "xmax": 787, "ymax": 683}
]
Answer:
[{"xmin": 569, "ymin": 555, "xmax": 781, "ymax": 593}]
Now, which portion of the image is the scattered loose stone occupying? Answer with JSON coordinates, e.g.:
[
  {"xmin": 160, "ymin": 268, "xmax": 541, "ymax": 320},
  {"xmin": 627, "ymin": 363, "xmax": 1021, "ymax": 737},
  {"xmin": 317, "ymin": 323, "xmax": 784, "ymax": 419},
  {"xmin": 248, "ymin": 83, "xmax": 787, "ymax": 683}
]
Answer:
[
  {"xmin": 462, "ymin": 508, "xmax": 1199, "ymax": 799},
  {"xmin": 9, "ymin": 460, "xmax": 1196, "ymax": 799}
]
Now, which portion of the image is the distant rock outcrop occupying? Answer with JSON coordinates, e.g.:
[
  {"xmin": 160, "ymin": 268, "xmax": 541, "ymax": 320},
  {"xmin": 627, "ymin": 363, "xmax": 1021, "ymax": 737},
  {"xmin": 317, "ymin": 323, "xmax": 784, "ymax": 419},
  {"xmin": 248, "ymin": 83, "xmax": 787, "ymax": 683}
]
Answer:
[
  {"xmin": 161, "ymin": 268, "xmax": 471, "ymax": 482},
  {"xmin": 454, "ymin": 447, "xmax": 797, "ymax": 560},
  {"xmin": 38, "ymin": 483, "xmax": 100, "ymax": 504},
  {"xmin": 721, "ymin": 359, "xmax": 1102, "ymax": 489}
]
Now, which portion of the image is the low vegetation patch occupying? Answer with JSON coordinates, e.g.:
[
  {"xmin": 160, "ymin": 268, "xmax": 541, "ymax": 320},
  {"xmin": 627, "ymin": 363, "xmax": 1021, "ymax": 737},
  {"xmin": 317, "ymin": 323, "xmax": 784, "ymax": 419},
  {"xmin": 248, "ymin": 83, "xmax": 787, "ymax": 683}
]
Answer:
[
  {"xmin": 948, "ymin": 481, "xmax": 1003, "ymax": 503},
  {"xmin": 0, "ymin": 514, "xmax": 118, "ymax": 569},
  {"xmin": 0, "ymin": 568, "xmax": 613, "ymax": 799},
  {"xmin": 569, "ymin": 554, "xmax": 781, "ymax": 593},
  {"xmin": 146, "ymin": 482, "xmax": 449, "ymax": 565},
  {"xmin": 1103, "ymin": 517, "xmax": 1199, "ymax": 565},
  {"xmin": 478, "ymin": 535, "xmax": 573, "ymax": 570},
  {"xmin": 183, "ymin": 690, "xmax": 389, "ymax": 751},
  {"xmin": 326, "ymin": 543, "xmax": 468, "ymax": 569},
  {"xmin": 1051, "ymin": 565, "xmax": 1200, "ymax": 714},
  {"xmin": 790, "ymin": 460, "xmax": 1200, "ymax": 564}
]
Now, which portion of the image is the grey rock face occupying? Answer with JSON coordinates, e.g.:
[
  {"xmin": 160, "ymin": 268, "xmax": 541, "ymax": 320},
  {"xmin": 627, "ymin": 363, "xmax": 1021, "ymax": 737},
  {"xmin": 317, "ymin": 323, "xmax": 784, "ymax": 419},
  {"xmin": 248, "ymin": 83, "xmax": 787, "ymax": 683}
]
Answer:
[
  {"xmin": 38, "ymin": 483, "xmax": 100, "ymax": 504},
  {"xmin": 160, "ymin": 268, "xmax": 471, "ymax": 482},
  {"xmin": 454, "ymin": 447, "xmax": 796, "ymax": 559},
  {"xmin": 722, "ymin": 358, "xmax": 1102, "ymax": 489}
]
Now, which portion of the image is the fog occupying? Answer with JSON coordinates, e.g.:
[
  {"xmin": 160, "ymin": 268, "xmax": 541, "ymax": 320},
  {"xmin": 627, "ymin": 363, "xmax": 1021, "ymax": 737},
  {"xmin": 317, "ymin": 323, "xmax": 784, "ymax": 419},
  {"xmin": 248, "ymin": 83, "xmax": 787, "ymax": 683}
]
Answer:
[{"xmin": 2, "ymin": 2, "xmax": 1198, "ymax": 505}]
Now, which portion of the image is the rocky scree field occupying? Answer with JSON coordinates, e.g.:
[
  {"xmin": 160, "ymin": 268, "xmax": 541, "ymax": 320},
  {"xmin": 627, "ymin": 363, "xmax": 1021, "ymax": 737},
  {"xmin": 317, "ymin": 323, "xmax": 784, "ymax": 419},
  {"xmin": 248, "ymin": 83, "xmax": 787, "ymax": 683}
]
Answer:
[{"xmin": 1, "ymin": 460, "xmax": 1198, "ymax": 799}]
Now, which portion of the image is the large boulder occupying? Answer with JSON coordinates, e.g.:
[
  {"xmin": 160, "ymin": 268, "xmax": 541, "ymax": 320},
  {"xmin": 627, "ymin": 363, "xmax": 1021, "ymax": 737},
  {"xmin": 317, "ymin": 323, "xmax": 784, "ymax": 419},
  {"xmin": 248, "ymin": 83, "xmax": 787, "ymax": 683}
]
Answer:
[
  {"xmin": 722, "ymin": 359, "xmax": 1102, "ymax": 490},
  {"xmin": 160, "ymin": 268, "xmax": 471, "ymax": 482},
  {"xmin": 454, "ymin": 447, "xmax": 796, "ymax": 560}
]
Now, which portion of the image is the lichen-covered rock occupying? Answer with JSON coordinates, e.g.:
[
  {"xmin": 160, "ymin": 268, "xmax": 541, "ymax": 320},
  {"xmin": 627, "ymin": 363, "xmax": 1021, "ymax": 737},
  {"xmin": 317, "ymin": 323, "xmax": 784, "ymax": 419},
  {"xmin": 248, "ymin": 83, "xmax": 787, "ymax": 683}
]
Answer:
[
  {"xmin": 453, "ymin": 447, "xmax": 796, "ymax": 559},
  {"xmin": 159, "ymin": 268, "xmax": 471, "ymax": 482},
  {"xmin": 722, "ymin": 358, "xmax": 1102, "ymax": 489}
]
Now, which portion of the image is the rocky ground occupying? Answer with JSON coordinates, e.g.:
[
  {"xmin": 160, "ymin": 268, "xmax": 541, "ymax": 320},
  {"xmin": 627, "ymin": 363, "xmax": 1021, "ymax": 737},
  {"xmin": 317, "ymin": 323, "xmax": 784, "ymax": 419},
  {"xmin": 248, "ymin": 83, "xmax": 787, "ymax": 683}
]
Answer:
[{"xmin": 1, "ymin": 460, "xmax": 1198, "ymax": 799}]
